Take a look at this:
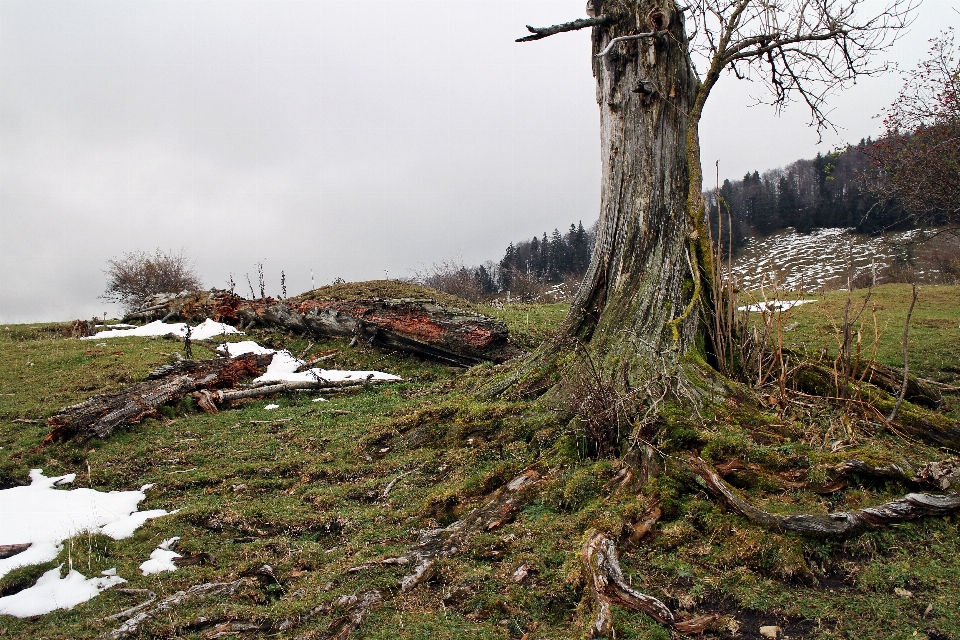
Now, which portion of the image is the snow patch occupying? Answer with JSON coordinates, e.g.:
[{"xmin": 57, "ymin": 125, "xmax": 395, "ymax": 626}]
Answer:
[
  {"xmin": 83, "ymin": 319, "xmax": 241, "ymax": 341},
  {"xmin": 737, "ymin": 300, "xmax": 817, "ymax": 313},
  {"xmin": 0, "ymin": 566, "xmax": 126, "ymax": 618},
  {"xmin": 0, "ymin": 469, "xmax": 174, "ymax": 580},
  {"xmin": 264, "ymin": 404, "xmax": 280, "ymax": 410},
  {"xmin": 140, "ymin": 537, "xmax": 181, "ymax": 575},
  {"xmin": 217, "ymin": 341, "xmax": 275, "ymax": 356}
]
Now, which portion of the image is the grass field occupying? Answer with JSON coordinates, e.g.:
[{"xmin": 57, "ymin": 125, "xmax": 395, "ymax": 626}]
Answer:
[{"xmin": 0, "ymin": 284, "xmax": 958, "ymax": 639}]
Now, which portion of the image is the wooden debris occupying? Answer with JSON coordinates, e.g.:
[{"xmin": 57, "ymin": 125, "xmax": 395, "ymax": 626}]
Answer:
[
  {"xmin": 45, "ymin": 354, "xmax": 273, "ymax": 442},
  {"xmin": 101, "ymin": 579, "xmax": 248, "ymax": 640},
  {"xmin": 124, "ymin": 289, "xmax": 522, "ymax": 366},
  {"xmin": 0, "ymin": 543, "xmax": 31, "ymax": 559},
  {"xmin": 582, "ymin": 531, "xmax": 718, "ymax": 638}
]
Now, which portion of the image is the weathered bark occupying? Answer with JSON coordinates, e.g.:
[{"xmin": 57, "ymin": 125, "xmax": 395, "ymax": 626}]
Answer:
[
  {"xmin": 124, "ymin": 290, "xmax": 520, "ymax": 366},
  {"xmin": 45, "ymin": 354, "xmax": 273, "ymax": 442},
  {"xmin": 0, "ymin": 543, "xmax": 31, "ymax": 559},
  {"xmin": 691, "ymin": 457, "xmax": 960, "ymax": 536},
  {"xmin": 490, "ymin": 2, "xmax": 706, "ymax": 402},
  {"xmin": 582, "ymin": 531, "xmax": 717, "ymax": 638}
]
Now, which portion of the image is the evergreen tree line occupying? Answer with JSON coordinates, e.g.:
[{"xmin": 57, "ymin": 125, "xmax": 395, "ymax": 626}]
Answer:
[
  {"xmin": 705, "ymin": 140, "xmax": 909, "ymax": 253},
  {"xmin": 498, "ymin": 222, "xmax": 595, "ymax": 291}
]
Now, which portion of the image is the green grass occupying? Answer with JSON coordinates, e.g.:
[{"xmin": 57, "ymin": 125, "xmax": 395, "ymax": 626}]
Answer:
[{"xmin": 0, "ymin": 285, "xmax": 958, "ymax": 639}]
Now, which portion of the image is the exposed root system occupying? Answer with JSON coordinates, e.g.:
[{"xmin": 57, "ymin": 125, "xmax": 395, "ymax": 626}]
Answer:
[{"xmin": 691, "ymin": 457, "xmax": 960, "ymax": 536}]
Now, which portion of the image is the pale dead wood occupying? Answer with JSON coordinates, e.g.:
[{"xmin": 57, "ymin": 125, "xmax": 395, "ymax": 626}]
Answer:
[
  {"xmin": 100, "ymin": 579, "xmax": 248, "ymax": 640},
  {"xmin": 582, "ymin": 531, "xmax": 718, "ymax": 638},
  {"xmin": 515, "ymin": 15, "xmax": 616, "ymax": 42}
]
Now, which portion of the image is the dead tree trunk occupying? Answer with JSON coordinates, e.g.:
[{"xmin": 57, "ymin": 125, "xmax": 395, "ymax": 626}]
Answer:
[
  {"xmin": 124, "ymin": 290, "xmax": 520, "ymax": 366},
  {"xmin": 489, "ymin": 2, "xmax": 707, "ymax": 412},
  {"xmin": 45, "ymin": 354, "xmax": 273, "ymax": 442}
]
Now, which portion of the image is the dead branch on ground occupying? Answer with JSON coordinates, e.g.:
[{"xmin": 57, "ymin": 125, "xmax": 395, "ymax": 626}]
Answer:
[{"xmin": 582, "ymin": 531, "xmax": 718, "ymax": 638}]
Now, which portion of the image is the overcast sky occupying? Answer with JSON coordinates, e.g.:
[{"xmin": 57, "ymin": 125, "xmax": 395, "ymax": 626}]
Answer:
[{"xmin": 1, "ymin": 0, "xmax": 956, "ymax": 323}]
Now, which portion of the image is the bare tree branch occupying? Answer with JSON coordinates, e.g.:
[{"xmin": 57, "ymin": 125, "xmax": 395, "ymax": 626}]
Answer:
[{"xmin": 516, "ymin": 15, "xmax": 616, "ymax": 42}]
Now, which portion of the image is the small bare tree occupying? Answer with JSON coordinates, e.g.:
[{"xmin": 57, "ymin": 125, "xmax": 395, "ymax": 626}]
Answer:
[{"xmin": 102, "ymin": 248, "xmax": 202, "ymax": 311}]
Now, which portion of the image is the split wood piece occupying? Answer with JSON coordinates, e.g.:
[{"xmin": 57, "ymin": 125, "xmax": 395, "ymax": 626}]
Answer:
[
  {"xmin": 690, "ymin": 457, "xmax": 960, "ymax": 536},
  {"xmin": 582, "ymin": 531, "xmax": 717, "ymax": 638},
  {"xmin": 45, "ymin": 354, "xmax": 273, "ymax": 442},
  {"xmin": 125, "ymin": 290, "xmax": 522, "ymax": 366},
  {"xmin": 0, "ymin": 543, "xmax": 31, "ymax": 559},
  {"xmin": 381, "ymin": 469, "xmax": 543, "ymax": 592},
  {"xmin": 101, "ymin": 579, "xmax": 249, "ymax": 640}
]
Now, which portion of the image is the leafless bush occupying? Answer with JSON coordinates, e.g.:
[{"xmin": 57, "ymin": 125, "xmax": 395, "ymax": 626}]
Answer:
[
  {"xmin": 410, "ymin": 257, "xmax": 500, "ymax": 303},
  {"xmin": 102, "ymin": 249, "xmax": 202, "ymax": 311}
]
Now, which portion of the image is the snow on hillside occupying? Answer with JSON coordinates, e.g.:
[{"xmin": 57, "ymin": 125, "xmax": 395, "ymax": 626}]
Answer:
[{"xmin": 729, "ymin": 227, "xmax": 922, "ymax": 291}]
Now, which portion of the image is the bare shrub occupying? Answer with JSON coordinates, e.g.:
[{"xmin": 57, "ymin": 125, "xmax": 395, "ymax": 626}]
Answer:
[
  {"xmin": 410, "ymin": 258, "xmax": 500, "ymax": 303},
  {"xmin": 102, "ymin": 249, "xmax": 202, "ymax": 311}
]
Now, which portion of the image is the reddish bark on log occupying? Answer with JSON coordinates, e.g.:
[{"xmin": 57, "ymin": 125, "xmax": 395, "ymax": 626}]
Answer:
[{"xmin": 124, "ymin": 291, "xmax": 521, "ymax": 366}]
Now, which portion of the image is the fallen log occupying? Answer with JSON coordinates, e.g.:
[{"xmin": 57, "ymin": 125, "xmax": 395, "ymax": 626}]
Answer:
[
  {"xmin": 45, "ymin": 354, "xmax": 273, "ymax": 442},
  {"xmin": 789, "ymin": 362, "xmax": 960, "ymax": 450},
  {"xmin": 582, "ymin": 531, "xmax": 717, "ymax": 638},
  {"xmin": 690, "ymin": 457, "xmax": 960, "ymax": 536},
  {"xmin": 123, "ymin": 286, "xmax": 522, "ymax": 366},
  {"xmin": 0, "ymin": 543, "xmax": 31, "ymax": 559}
]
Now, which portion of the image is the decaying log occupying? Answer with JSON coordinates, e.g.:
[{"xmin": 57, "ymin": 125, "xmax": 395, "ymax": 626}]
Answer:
[
  {"xmin": 790, "ymin": 360, "xmax": 942, "ymax": 409},
  {"xmin": 45, "ymin": 354, "xmax": 273, "ymax": 442},
  {"xmin": 123, "ymin": 289, "xmax": 521, "ymax": 366},
  {"xmin": 582, "ymin": 531, "xmax": 717, "ymax": 638},
  {"xmin": 690, "ymin": 457, "xmax": 960, "ymax": 536},
  {"xmin": 0, "ymin": 543, "xmax": 31, "ymax": 559},
  {"xmin": 381, "ymin": 469, "xmax": 543, "ymax": 592},
  {"xmin": 789, "ymin": 362, "xmax": 960, "ymax": 450},
  {"xmin": 101, "ymin": 579, "xmax": 249, "ymax": 640}
]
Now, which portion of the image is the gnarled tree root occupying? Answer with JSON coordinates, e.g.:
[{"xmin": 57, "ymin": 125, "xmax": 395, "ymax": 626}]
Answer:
[
  {"xmin": 690, "ymin": 457, "xmax": 960, "ymax": 536},
  {"xmin": 582, "ymin": 531, "xmax": 718, "ymax": 638},
  {"xmin": 380, "ymin": 469, "xmax": 543, "ymax": 592},
  {"xmin": 101, "ymin": 579, "xmax": 249, "ymax": 640}
]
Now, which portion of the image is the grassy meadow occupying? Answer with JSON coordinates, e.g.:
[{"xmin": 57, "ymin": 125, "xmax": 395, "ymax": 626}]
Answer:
[{"xmin": 0, "ymin": 284, "xmax": 958, "ymax": 639}]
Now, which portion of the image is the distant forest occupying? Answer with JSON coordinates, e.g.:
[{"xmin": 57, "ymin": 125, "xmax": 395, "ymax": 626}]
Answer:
[
  {"xmin": 420, "ymin": 141, "xmax": 914, "ymax": 300},
  {"xmin": 706, "ymin": 140, "xmax": 907, "ymax": 253}
]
